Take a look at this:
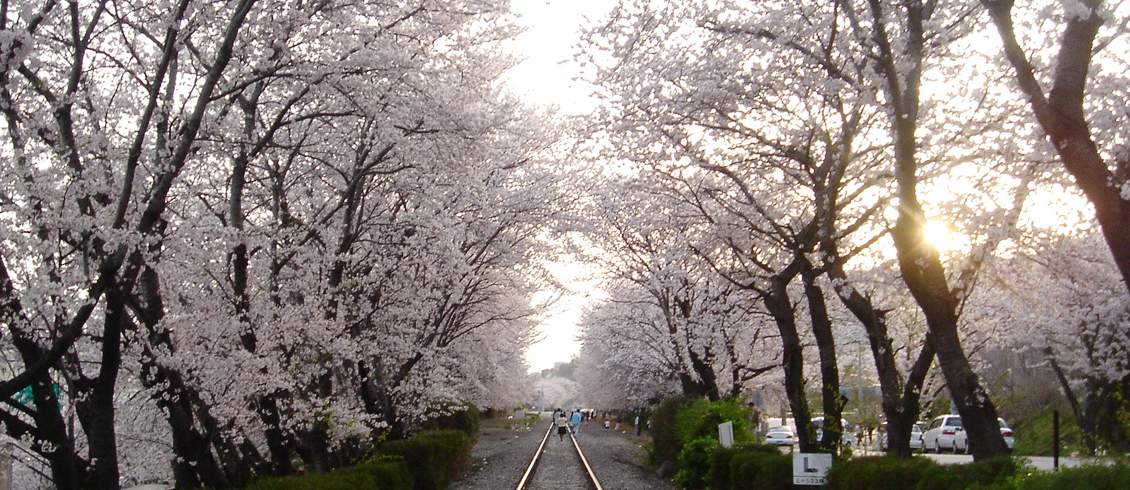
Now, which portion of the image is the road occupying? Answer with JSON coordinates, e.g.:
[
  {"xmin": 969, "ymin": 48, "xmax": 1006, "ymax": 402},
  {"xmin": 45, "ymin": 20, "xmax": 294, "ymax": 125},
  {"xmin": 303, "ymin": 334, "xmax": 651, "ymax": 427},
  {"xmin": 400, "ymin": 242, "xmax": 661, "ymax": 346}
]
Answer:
[
  {"xmin": 920, "ymin": 453, "xmax": 1118, "ymax": 471},
  {"xmin": 781, "ymin": 446, "xmax": 1117, "ymax": 471}
]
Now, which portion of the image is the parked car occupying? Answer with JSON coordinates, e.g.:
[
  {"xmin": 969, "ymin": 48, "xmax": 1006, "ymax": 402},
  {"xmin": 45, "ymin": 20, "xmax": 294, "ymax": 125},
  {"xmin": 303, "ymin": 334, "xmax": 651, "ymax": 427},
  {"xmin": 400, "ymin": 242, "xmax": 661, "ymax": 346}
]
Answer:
[
  {"xmin": 764, "ymin": 426, "xmax": 796, "ymax": 446},
  {"xmin": 922, "ymin": 415, "xmax": 964, "ymax": 452},
  {"xmin": 875, "ymin": 422, "xmax": 924, "ymax": 451},
  {"xmin": 953, "ymin": 418, "xmax": 1015, "ymax": 453},
  {"xmin": 812, "ymin": 417, "xmax": 856, "ymax": 447},
  {"xmin": 910, "ymin": 422, "xmax": 924, "ymax": 450}
]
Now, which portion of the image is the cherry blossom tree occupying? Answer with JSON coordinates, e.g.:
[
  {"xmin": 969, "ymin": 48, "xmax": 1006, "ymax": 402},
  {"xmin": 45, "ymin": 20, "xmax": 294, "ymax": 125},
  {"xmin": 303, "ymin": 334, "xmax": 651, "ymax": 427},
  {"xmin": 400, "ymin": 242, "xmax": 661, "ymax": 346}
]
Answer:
[
  {"xmin": 576, "ymin": 0, "xmax": 1047, "ymax": 458},
  {"xmin": 0, "ymin": 0, "xmax": 558, "ymax": 486},
  {"xmin": 981, "ymin": 0, "xmax": 1130, "ymax": 293},
  {"xmin": 975, "ymin": 229, "xmax": 1130, "ymax": 454}
]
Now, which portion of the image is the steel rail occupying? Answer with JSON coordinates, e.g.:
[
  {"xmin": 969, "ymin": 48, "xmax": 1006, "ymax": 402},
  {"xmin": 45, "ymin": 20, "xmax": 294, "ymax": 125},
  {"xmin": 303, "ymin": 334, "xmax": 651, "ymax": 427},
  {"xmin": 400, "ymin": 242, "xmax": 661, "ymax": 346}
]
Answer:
[
  {"xmin": 569, "ymin": 430, "xmax": 604, "ymax": 490},
  {"xmin": 514, "ymin": 422, "xmax": 604, "ymax": 490},
  {"xmin": 514, "ymin": 422, "xmax": 554, "ymax": 490}
]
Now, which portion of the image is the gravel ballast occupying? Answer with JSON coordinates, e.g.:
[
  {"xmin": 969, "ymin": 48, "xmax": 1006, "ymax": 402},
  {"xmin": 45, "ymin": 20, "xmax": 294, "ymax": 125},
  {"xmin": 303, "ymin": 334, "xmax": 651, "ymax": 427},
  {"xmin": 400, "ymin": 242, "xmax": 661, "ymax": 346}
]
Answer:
[{"xmin": 450, "ymin": 419, "xmax": 676, "ymax": 490}]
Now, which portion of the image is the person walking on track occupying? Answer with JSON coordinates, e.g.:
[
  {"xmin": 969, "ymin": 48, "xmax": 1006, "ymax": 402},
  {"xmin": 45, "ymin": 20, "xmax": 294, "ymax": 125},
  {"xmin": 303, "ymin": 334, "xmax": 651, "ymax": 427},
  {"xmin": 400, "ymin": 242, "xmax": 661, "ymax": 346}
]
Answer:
[{"xmin": 557, "ymin": 412, "xmax": 570, "ymax": 442}]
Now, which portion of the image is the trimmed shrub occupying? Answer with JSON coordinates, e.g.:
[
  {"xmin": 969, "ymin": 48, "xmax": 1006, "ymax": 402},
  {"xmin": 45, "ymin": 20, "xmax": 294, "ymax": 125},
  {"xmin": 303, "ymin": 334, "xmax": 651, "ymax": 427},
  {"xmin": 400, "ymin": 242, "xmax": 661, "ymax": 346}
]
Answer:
[
  {"xmin": 916, "ymin": 457, "xmax": 1021, "ymax": 490},
  {"xmin": 243, "ymin": 457, "xmax": 412, "ymax": 490},
  {"xmin": 648, "ymin": 395, "xmax": 755, "ymax": 485},
  {"xmin": 419, "ymin": 402, "xmax": 481, "ymax": 439},
  {"xmin": 379, "ymin": 430, "xmax": 472, "ymax": 490},
  {"xmin": 650, "ymin": 395, "xmax": 694, "ymax": 475},
  {"xmin": 826, "ymin": 456, "xmax": 937, "ymax": 490},
  {"xmin": 729, "ymin": 445, "xmax": 792, "ymax": 490},
  {"xmin": 708, "ymin": 444, "xmax": 740, "ymax": 490},
  {"xmin": 1016, "ymin": 463, "xmax": 1130, "ymax": 490},
  {"xmin": 244, "ymin": 471, "xmax": 376, "ymax": 490},
  {"xmin": 353, "ymin": 457, "xmax": 415, "ymax": 490},
  {"xmin": 674, "ymin": 437, "xmax": 720, "ymax": 489},
  {"xmin": 675, "ymin": 397, "xmax": 755, "ymax": 448}
]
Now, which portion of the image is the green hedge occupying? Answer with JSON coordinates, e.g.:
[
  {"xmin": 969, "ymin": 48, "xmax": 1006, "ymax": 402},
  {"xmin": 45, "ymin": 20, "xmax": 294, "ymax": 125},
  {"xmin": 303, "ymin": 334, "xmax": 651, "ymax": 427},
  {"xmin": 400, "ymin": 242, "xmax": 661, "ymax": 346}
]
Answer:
[
  {"xmin": 826, "ymin": 456, "xmax": 1019, "ymax": 490},
  {"xmin": 378, "ymin": 429, "xmax": 472, "ymax": 490},
  {"xmin": 649, "ymin": 395, "xmax": 694, "ymax": 474},
  {"xmin": 825, "ymin": 456, "xmax": 938, "ymax": 490},
  {"xmin": 824, "ymin": 457, "xmax": 1128, "ymax": 490},
  {"xmin": 648, "ymin": 395, "xmax": 755, "ymax": 486},
  {"xmin": 201, "ymin": 428, "xmax": 473, "ymax": 490},
  {"xmin": 243, "ymin": 457, "xmax": 412, "ymax": 490},
  {"xmin": 419, "ymin": 402, "xmax": 481, "ymax": 439},
  {"xmin": 728, "ymin": 444, "xmax": 792, "ymax": 490},
  {"xmin": 674, "ymin": 437, "xmax": 721, "ymax": 488},
  {"xmin": 1017, "ymin": 463, "xmax": 1130, "ymax": 490},
  {"xmin": 916, "ymin": 457, "xmax": 1020, "ymax": 490}
]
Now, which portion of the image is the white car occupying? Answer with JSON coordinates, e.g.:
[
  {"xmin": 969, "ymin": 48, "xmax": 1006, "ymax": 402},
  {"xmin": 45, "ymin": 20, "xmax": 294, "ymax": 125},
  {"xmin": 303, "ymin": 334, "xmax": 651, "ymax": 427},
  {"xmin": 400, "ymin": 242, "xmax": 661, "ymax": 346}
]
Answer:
[
  {"xmin": 812, "ymin": 417, "xmax": 856, "ymax": 447},
  {"xmin": 953, "ymin": 418, "xmax": 1015, "ymax": 453},
  {"xmin": 764, "ymin": 426, "xmax": 796, "ymax": 446},
  {"xmin": 875, "ymin": 422, "xmax": 924, "ymax": 451},
  {"xmin": 922, "ymin": 415, "xmax": 964, "ymax": 452}
]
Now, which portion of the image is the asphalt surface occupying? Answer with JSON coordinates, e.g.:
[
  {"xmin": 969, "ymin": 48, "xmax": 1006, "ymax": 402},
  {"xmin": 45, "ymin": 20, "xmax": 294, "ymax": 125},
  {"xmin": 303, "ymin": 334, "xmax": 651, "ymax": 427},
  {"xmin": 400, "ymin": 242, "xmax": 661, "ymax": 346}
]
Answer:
[{"xmin": 781, "ymin": 443, "xmax": 1118, "ymax": 472}]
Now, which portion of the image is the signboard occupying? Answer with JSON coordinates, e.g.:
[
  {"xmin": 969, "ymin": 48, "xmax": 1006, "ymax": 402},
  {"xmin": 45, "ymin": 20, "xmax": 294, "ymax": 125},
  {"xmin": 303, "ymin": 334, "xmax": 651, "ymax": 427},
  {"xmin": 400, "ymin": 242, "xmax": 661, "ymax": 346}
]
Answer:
[
  {"xmin": 718, "ymin": 421, "xmax": 734, "ymax": 448},
  {"xmin": 792, "ymin": 453, "xmax": 832, "ymax": 486}
]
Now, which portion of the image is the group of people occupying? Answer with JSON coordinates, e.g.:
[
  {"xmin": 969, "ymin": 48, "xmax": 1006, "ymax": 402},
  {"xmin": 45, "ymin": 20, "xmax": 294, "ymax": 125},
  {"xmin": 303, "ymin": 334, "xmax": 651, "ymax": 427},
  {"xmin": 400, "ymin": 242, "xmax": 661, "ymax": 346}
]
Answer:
[{"xmin": 552, "ymin": 409, "xmax": 587, "ymax": 441}]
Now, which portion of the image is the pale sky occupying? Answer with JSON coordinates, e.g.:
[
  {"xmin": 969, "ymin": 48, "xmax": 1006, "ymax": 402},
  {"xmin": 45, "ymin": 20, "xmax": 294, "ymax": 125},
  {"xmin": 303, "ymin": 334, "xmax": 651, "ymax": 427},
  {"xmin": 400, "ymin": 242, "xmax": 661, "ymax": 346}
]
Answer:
[
  {"xmin": 503, "ymin": 0, "xmax": 612, "ymax": 115},
  {"xmin": 526, "ymin": 258, "xmax": 606, "ymax": 373},
  {"xmin": 504, "ymin": 0, "xmax": 615, "ymax": 372}
]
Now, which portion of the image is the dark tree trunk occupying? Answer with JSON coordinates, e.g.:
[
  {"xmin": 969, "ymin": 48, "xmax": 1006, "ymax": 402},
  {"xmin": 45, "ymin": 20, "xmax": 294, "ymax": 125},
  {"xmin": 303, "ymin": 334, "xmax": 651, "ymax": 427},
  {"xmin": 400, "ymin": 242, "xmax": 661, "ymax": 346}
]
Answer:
[
  {"xmin": 983, "ymin": 0, "xmax": 1130, "ymax": 293},
  {"xmin": 132, "ymin": 264, "xmax": 242, "ymax": 489},
  {"xmin": 761, "ymin": 262, "xmax": 815, "ymax": 452},
  {"xmin": 1047, "ymin": 352, "xmax": 1107, "ymax": 456},
  {"xmin": 259, "ymin": 393, "xmax": 297, "ymax": 475},
  {"xmin": 73, "ymin": 288, "xmax": 126, "ymax": 490},
  {"xmin": 867, "ymin": 0, "xmax": 1010, "ymax": 461},
  {"xmin": 892, "ymin": 208, "xmax": 1008, "ymax": 459},
  {"xmin": 802, "ymin": 269, "xmax": 846, "ymax": 452},
  {"xmin": 687, "ymin": 349, "xmax": 721, "ymax": 401},
  {"xmin": 34, "ymin": 380, "xmax": 82, "ymax": 490},
  {"xmin": 829, "ymin": 264, "xmax": 935, "ymax": 458},
  {"xmin": 9, "ymin": 325, "xmax": 85, "ymax": 489}
]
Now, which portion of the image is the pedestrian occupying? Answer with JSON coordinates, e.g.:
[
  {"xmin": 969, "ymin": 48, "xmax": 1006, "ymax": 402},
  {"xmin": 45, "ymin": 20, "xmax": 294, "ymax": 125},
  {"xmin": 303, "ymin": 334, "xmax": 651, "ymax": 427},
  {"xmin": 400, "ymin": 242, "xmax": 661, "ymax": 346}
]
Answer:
[
  {"xmin": 557, "ymin": 412, "xmax": 570, "ymax": 442},
  {"xmin": 571, "ymin": 410, "xmax": 584, "ymax": 436}
]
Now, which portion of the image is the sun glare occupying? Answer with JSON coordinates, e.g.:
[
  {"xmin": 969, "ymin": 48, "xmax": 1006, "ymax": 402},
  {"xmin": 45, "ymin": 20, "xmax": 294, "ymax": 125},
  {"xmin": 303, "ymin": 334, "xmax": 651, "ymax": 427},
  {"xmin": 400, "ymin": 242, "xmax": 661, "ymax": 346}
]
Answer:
[{"xmin": 923, "ymin": 219, "xmax": 965, "ymax": 253}]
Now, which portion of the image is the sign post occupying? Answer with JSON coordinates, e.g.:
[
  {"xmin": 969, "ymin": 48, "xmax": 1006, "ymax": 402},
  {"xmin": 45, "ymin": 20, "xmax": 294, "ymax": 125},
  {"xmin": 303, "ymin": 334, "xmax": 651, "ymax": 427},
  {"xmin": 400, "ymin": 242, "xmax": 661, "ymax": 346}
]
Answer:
[
  {"xmin": 792, "ymin": 453, "xmax": 832, "ymax": 486},
  {"xmin": 718, "ymin": 421, "xmax": 734, "ymax": 448}
]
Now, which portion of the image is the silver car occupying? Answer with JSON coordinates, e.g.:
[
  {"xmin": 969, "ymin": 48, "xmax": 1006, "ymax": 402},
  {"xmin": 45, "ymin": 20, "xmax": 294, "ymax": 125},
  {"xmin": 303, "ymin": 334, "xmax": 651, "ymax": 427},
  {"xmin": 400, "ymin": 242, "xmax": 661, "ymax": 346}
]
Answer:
[
  {"xmin": 953, "ymin": 418, "xmax": 1015, "ymax": 453},
  {"xmin": 875, "ymin": 422, "xmax": 924, "ymax": 451},
  {"xmin": 764, "ymin": 426, "xmax": 796, "ymax": 446},
  {"xmin": 922, "ymin": 415, "xmax": 963, "ymax": 452},
  {"xmin": 812, "ymin": 417, "xmax": 856, "ymax": 447}
]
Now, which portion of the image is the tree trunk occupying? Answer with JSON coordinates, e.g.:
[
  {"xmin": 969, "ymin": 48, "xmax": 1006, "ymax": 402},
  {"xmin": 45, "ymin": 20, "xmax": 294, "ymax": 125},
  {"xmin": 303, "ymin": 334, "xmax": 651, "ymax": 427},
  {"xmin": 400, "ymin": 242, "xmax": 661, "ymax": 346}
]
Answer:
[
  {"xmin": 829, "ymin": 264, "xmax": 935, "ymax": 458},
  {"xmin": 802, "ymin": 269, "xmax": 846, "ymax": 452},
  {"xmin": 73, "ymin": 288, "xmax": 126, "ymax": 490},
  {"xmin": 9, "ymin": 326, "xmax": 85, "ymax": 489},
  {"xmin": 687, "ymin": 349, "xmax": 721, "ymax": 401},
  {"xmin": 761, "ymin": 262, "xmax": 814, "ymax": 452},
  {"xmin": 892, "ymin": 212, "xmax": 1008, "ymax": 459},
  {"xmin": 982, "ymin": 0, "xmax": 1130, "ymax": 292},
  {"xmin": 868, "ymin": 0, "xmax": 1010, "ymax": 461}
]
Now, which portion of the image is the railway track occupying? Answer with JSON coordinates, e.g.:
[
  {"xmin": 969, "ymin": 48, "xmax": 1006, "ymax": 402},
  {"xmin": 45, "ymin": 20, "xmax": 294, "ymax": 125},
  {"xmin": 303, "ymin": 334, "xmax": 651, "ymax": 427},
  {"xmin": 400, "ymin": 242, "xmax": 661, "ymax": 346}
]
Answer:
[{"xmin": 514, "ymin": 422, "xmax": 604, "ymax": 490}]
